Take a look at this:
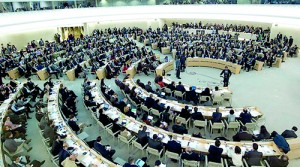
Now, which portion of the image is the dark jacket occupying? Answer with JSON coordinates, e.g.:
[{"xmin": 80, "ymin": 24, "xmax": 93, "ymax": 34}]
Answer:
[
  {"xmin": 148, "ymin": 138, "xmax": 163, "ymax": 151},
  {"xmin": 233, "ymin": 131, "xmax": 254, "ymax": 141},
  {"xmin": 166, "ymin": 140, "xmax": 182, "ymax": 154},
  {"xmin": 208, "ymin": 145, "xmax": 223, "ymax": 163},
  {"xmin": 245, "ymin": 150, "xmax": 263, "ymax": 166},
  {"xmin": 281, "ymin": 130, "xmax": 297, "ymax": 138}
]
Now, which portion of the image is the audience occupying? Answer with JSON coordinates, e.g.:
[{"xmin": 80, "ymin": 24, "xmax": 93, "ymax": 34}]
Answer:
[
  {"xmin": 281, "ymin": 126, "xmax": 298, "ymax": 138},
  {"xmin": 208, "ymin": 139, "xmax": 223, "ymax": 163}
]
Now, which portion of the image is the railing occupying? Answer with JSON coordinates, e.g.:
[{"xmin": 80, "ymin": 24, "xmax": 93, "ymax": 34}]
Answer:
[{"xmin": 0, "ymin": 0, "xmax": 299, "ymax": 13}]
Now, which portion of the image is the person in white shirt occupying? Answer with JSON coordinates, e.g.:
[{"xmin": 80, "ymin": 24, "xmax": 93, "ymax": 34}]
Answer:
[
  {"xmin": 212, "ymin": 86, "xmax": 222, "ymax": 98},
  {"xmin": 227, "ymin": 146, "xmax": 243, "ymax": 167},
  {"xmin": 227, "ymin": 109, "xmax": 236, "ymax": 123}
]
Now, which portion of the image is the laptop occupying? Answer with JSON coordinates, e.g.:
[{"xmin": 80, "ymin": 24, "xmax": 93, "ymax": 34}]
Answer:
[{"xmin": 135, "ymin": 159, "xmax": 145, "ymax": 167}]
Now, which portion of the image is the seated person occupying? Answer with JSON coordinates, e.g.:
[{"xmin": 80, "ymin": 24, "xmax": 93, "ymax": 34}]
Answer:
[
  {"xmin": 175, "ymin": 82, "xmax": 185, "ymax": 93},
  {"xmin": 281, "ymin": 126, "xmax": 298, "ymax": 138},
  {"xmin": 84, "ymin": 95, "xmax": 97, "ymax": 107},
  {"xmin": 172, "ymin": 120, "xmax": 188, "ymax": 135},
  {"xmin": 212, "ymin": 86, "xmax": 222, "ymax": 98},
  {"xmin": 208, "ymin": 139, "xmax": 223, "ymax": 163},
  {"xmin": 226, "ymin": 146, "xmax": 243, "ymax": 167},
  {"xmin": 148, "ymin": 134, "xmax": 163, "ymax": 151},
  {"xmin": 200, "ymin": 87, "xmax": 211, "ymax": 97},
  {"xmin": 191, "ymin": 107, "xmax": 204, "ymax": 121},
  {"xmin": 212, "ymin": 107, "xmax": 222, "ymax": 123},
  {"xmin": 233, "ymin": 126, "xmax": 254, "ymax": 142},
  {"xmin": 61, "ymin": 154, "xmax": 78, "ymax": 167},
  {"xmin": 123, "ymin": 157, "xmax": 138, "ymax": 167},
  {"xmin": 67, "ymin": 114, "xmax": 87, "ymax": 134},
  {"xmin": 167, "ymin": 81, "xmax": 176, "ymax": 91},
  {"xmin": 11, "ymin": 156, "xmax": 45, "ymax": 167},
  {"xmin": 145, "ymin": 81, "xmax": 154, "ymax": 93},
  {"xmin": 255, "ymin": 125, "xmax": 271, "ymax": 141},
  {"xmin": 267, "ymin": 155, "xmax": 289, "ymax": 167},
  {"xmin": 239, "ymin": 108, "xmax": 252, "ymax": 125},
  {"xmin": 111, "ymin": 118, "xmax": 122, "ymax": 136},
  {"xmin": 181, "ymin": 147, "xmax": 202, "ymax": 161},
  {"xmin": 244, "ymin": 143, "xmax": 263, "ymax": 166},
  {"xmin": 227, "ymin": 109, "xmax": 236, "ymax": 123},
  {"xmin": 202, "ymin": 97, "xmax": 213, "ymax": 106},
  {"xmin": 137, "ymin": 126, "xmax": 149, "ymax": 146},
  {"xmin": 179, "ymin": 106, "xmax": 191, "ymax": 120},
  {"xmin": 136, "ymin": 79, "xmax": 146, "ymax": 89},
  {"xmin": 93, "ymin": 136, "xmax": 115, "ymax": 161},
  {"xmin": 271, "ymin": 131, "xmax": 290, "ymax": 154},
  {"xmin": 3, "ymin": 132, "xmax": 32, "ymax": 154},
  {"xmin": 186, "ymin": 87, "xmax": 198, "ymax": 104},
  {"xmin": 166, "ymin": 135, "xmax": 182, "ymax": 155}
]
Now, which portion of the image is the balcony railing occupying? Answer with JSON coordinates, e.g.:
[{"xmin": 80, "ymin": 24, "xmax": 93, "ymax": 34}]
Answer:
[{"xmin": 0, "ymin": 0, "xmax": 299, "ymax": 13}]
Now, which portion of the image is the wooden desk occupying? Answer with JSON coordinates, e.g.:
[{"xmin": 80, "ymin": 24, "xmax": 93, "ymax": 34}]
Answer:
[
  {"xmin": 155, "ymin": 61, "xmax": 174, "ymax": 76},
  {"xmin": 0, "ymin": 83, "xmax": 24, "ymax": 167},
  {"xmin": 37, "ymin": 68, "xmax": 49, "ymax": 80},
  {"xmin": 96, "ymin": 67, "xmax": 106, "ymax": 80},
  {"xmin": 66, "ymin": 69, "xmax": 76, "ymax": 81},
  {"xmin": 254, "ymin": 61, "xmax": 264, "ymax": 71},
  {"xmin": 161, "ymin": 47, "xmax": 170, "ymax": 55},
  {"xmin": 8, "ymin": 67, "xmax": 21, "ymax": 79},
  {"xmin": 162, "ymin": 76, "xmax": 232, "ymax": 94},
  {"xmin": 126, "ymin": 61, "xmax": 141, "ymax": 79},
  {"xmin": 152, "ymin": 43, "xmax": 158, "ymax": 50},
  {"xmin": 144, "ymin": 39, "xmax": 150, "ymax": 46},
  {"xmin": 283, "ymin": 52, "xmax": 288, "ymax": 61},
  {"xmin": 90, "ymin": 81, "xmax": 280, "ymax": 157},
  {"xmin": 186, "ymin": 58, "xmax": 242, "ymax": 74},
  {"xmin": 48, "ymin": 83, "xmax": 116, "ymax": 167},
  {"xmin": 274, "ymin": 58, "xmax": 282, "ymax": 68},
  {"xmin": 286, "ymin": 138, "xmax": 300, "ymax": 159},
  {"xmin": 66, "ymin": 61, "xmax": 88, "ymax": 81},
  {"xmin": 126, "ymin": 79, "xmax": 262, "ymax": 118}
]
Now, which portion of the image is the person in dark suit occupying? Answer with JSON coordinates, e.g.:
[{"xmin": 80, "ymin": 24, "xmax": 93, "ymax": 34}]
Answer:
[
  {"xmin": 112, "ymin": 118, "xmax": 122, "ymax": 136},
  {"xmin": 172, "ymin": 120, "xmax": 188, "ymax": 134},
  {"xmin": 208, "ymin": 139, "xmax": 223, "ymax": 163},
  {"xmin": 136, "ymin": 79, "xmax": 146, "ymax": 89},
  {"xmin": 267, "ymin": 155, "xmax": 289, "ymax": 167},
  {"xmin": 212, "ymin": 107, "xmax": 222, "ymax": 123},
  {"xmin": 51, "ymin": 136, "xmax": 63, "ymax": 156},
  {"xmin": 67, "ymin": 114, "xmax": 81, "ymax": 134},
  {"xmin": 175, "ymin": 82, "xmax": 185, "ymax": 93},
  {"xmin": 144, "ymin": 94, "xmax": 155, "ymax": 108},
  {"xmin": 166, "ymin": 135, "xmax": 182, "ymax": 155},
  {"xmin": 239, "ymin": 108, "xmax": 252, "ymax": 125},
  {"xmin": 93, "ymin": 136, "xmax": 115, "ymax": 161},
  {"xmin": 220, "ymin": 66, "xmax": 232, "ymax": 87},
  {"xmin": 244, "ymin": 143, "xmax": 263, "ymax": 166},
  {"xmin": 191, "ymin": 107, "xmax": 204, "ymax": 121},
  {"xmin": 58, "ymin": 143, "xmax": 71, "ymax": 167},
  {"xmin": 186, "ymin": 87, "xmax": 198, "ymax": 104},
  {"xmin": 179, "ymin": 106, "xmax": 191, "ymax": 120},
  {"xmin": 167, "ymin": 81, "xmax": 176, "ymax": 91},
  {"xmin": 233, "ymin": 126, "xmax": 254, "ymax": 141},
  {"xmin": 137, "ymin": 126, "xmax": 149, "ymax": 146},
  {"xmin": 148, "ymin": 134, "xmax": 163, "ymax": 151},
  {"xmin": 181, "ymin": 147, "xmax": 202, "ymax": 161},
  {"xmin": 145, "ymin": 81, "xmax": 154, "ymax": 93},
  {"xmin": 281, "ymin": 126, "xmax": 298, "ymax": 138}
]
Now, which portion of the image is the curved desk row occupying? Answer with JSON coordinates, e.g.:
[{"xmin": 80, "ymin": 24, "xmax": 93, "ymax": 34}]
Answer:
[
  {"xmin": 185, "ymin": 57, "xmax": 242, "ymax": 74},
  {"xmin": 162, "ymin": 76, "xmax": 232, "ymax": 94},
  {"xmin": 47, "ymin": 82, "xmax": 116, "ymax": 167},
  {"xmin": 66, "ymin": 60, "xmax": 90, "ymax": 81},
  {"xmin": 155, "ymin": 61, "xmax": 174, "ymax": 76},
  {"xmin": 124, "ymin": 79, "xmax": 261, "ymax": 118},
  {"xmin": 0, "ymin": 82, "xmax": 23, "ymax": 167},
  {"xmin": 7, "ymin": 50, "xmax": 66, "ymax": 80},
  {"xmin": 89, "ymin": 81, "xmax": 280, "ymax": 157}
]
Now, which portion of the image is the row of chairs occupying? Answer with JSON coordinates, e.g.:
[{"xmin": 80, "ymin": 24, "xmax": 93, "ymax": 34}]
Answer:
[{"xmin": 156, "ymin": 85, "xmax": 232, "ymax": 106}]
